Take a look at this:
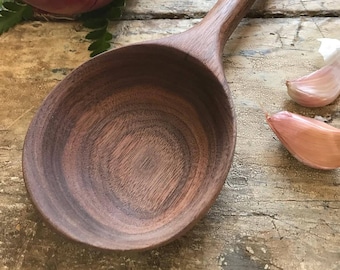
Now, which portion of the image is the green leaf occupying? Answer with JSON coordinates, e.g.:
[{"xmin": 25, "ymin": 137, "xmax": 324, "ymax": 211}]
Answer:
[
  {"xmin": 85, "ymin": 28, "xmax": 107, "ymax": 40},
  {"xmin": 85, "ymin": 28, "xmax": 113, "ymax": 41},
  {"xmin": 0, "ymin": 2, "xmax": 33, "ymax": 34},
  {"xmin": 111, "ymin": 0, "xmax": 125, "ymax": 7},
  {"xmin": 22, "ymin": 4, "xmax": 33, "ymax": 19},
  {"xmin": 81, "ymin": 0, "xmax": 126, "ymax": 57},
  {"xmin": 89, "ymin": 43, "xmax": 111, "ymax": 57},
  {"xmin": 82, "ymin": 18, "xmax": 108, "ymax": 29},
  {"xmin": 102, "ymin": 31, "xmax": 113, "ymax": 41},
  {"xmin": 3, "ymin": 2, "xmax": 21, "ymax": 11},
  {"xmin": 90, "ymin": 48, "xmax": 108, "ymax": 57},
  {"xmin": 0, "ymin": 0, "xmax": 10, "ymax": 9},
  {"xmin": 106, "ymin": 7, "xmax": 122, "ymax": 20},
  {"xmin": 0, "ymin": 10, "xmax": 13, "ymax": 17},
  {"xmin": 88, "ymin": 40, "xmax": 110, "ymax": 52}
]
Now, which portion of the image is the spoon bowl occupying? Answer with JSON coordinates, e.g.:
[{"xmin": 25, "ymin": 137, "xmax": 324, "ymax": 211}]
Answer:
[{"xmin": 23, "ymin": 0, "xmax": 255, "ymax": 251}]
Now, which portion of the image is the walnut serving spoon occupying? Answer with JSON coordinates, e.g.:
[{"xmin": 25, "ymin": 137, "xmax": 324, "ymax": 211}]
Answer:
[{"xmin": 23, "ymin": 0, "xmax": 256, "ymax": 251}]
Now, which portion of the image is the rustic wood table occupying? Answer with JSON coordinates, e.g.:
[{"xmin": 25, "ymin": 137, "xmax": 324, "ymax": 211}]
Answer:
[{"xmin": 1, "ymin": 0, "xmax": 339, "ymax": 269}]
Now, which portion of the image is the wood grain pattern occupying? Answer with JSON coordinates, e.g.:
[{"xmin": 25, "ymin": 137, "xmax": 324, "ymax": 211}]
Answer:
[
  {"xmin": 23, "ymin": 45, "xmax": 234, "ymax": 250},
  {"xmin": 22, "ymin": 0, "xmax": 255, "ymax": 250},
  {"xmin": 124, "ymin": 0, "xmax": 340, "ymax": 18},
  {"xmin": 1, "ymin": 0, "xmax": 340, "ymax": 269}
]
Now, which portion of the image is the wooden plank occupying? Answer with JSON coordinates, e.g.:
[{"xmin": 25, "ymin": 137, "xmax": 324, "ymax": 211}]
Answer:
[
  {"xmin": 1, "ymin": 16, "xmax": 340, "ymax": 269},
  {"xmin": 124, "ymin": 0, "xmax": 340, "ymax": 19}
]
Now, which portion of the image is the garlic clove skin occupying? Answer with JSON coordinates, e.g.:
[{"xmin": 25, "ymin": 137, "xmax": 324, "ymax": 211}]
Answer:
[
  {"xmin": 286, "ymin": 54, "xmax": 340, "ymax": 107},
  {"xmin": 266, "ymin": 111, "xmax": 340, "ymax": 170},
  {"xmin": 318, "ymin": 38, "xmax": 340, "ymax": 64}
]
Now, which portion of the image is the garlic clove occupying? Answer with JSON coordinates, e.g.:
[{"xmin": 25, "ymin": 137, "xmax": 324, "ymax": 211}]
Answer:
[
  {"xmin": 266, "ymin": 110, "xmax": 340, "ymax": 170},
  {"xmin": 318, "ymin": 38, "xmax": 340, "ymax": 64},
  {"xmin": 286, "ymin": 53, "xmax": 340, "ymax": 107}
]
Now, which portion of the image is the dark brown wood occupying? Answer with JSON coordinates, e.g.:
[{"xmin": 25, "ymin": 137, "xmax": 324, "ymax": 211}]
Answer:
[
  {"xmin": 156, "ymin": 0, "xmax": 256, "ymax": 84},
  {"xmin": 22, "ymin": 0, "xmax": 255, "ymax": 251}
]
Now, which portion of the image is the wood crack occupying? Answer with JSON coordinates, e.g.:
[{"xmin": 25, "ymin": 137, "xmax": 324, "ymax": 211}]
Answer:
[{"xmin": 122, "ymin": 11, "xmax": 340, "ymax": 21}]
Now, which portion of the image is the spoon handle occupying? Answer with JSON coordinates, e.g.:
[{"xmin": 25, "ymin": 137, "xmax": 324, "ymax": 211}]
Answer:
[
  {"xmin": 201, "ymin": 0, "xmax": 256, "ymax": 50},
  {"xmin": 160, "ymin": 0, "xmax": 255, "ymax": 83}
]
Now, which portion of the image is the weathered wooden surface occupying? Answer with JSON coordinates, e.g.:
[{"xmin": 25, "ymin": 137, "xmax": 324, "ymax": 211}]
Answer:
[
  {"xmin": 124, "ymin": 0, "xmax": 340, "ymax": 18},
  {"xmin": 1, "ymin": 0, "xmax": 340, "ymax": 269}
]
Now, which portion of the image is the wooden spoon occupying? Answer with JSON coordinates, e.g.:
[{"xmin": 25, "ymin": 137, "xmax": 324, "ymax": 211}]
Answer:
[{"xmin": 23, "ymin": 0, "xmax": 255, "ymax": 251}]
